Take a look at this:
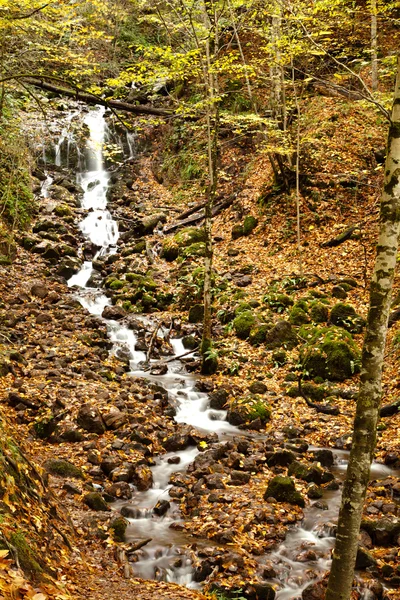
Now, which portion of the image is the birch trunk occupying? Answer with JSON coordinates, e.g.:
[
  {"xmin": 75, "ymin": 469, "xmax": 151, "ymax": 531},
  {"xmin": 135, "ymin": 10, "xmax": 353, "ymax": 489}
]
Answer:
[
  {"xmin": 371, "ymin": 0, "xmax": 378, "ymax": 91},
  {"xmin": 326, "ymin": 56, "xmax": 400, "ymax": 600}
]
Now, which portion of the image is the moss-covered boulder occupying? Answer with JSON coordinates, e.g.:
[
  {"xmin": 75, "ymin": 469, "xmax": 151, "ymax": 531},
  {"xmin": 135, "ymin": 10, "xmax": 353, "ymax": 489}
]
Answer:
[
  {"xmin": 265, "ymin": 320, "xmax": 298, "ymax": 350},
  {"xmin": 243, "ymin": 215, "xmax": 258, "ymax": 235},
  {"xmin": 233, "ymin": 310, "xmax": 256, "ymax": 339},
  {"xmin": 189, "ymin": 304, "xmax": 204, "ymax": 323},
  {"xmin": 330, "ymin": 303, "xmax": 365, "ymax": 333},
  {"xmin": 84, "ymin": 492, "xmax": 110, "ymax": 511},
  {"xmin": 180, "ymin": 242, "xmax": 206, "ymax": 259},
  {"xmin": 227, "ymin": 394, "xmax": 271, "ymax": 427},
  {"xmin": 10, "ymin": 532, "xmax": 43, "ymax": 578},
  {"xmin": 109, "ymin": 516, "xmax": 128, "ymax": 542},
  {"xmin": 162, "ymin": 227, "xmax": 206, "ymax": 261},
  {"xmin": 288, "ymin": 460, "xmax": 333, "ymax": 485},
  {"xmin": 310, "ymin": 301, "xmax": 329, "ymax": 323},
  {"xmin": 289, "ymin": 300, "xmax": 310, "ymax": 325},
  {"xmin": 264, "ymin": 293, "xmax": 293, "ymax": 312},
  {"xmin": 249, "ymin": 324, "xmax": 271, "ymax": 346},
  {"xmin": 299, "ymin": 325, "xmax": 360, "ymax": 381},
  {"xmin": 232, "ymin": 224, "xmax": 244, "ymax": 239},
  {"xmin": 264, "ymin": 476, "xmax": 305, "ymax": 507},
  {"xmin": 44, "ymin": 459, "xmax": 84, "ymax": 479}
]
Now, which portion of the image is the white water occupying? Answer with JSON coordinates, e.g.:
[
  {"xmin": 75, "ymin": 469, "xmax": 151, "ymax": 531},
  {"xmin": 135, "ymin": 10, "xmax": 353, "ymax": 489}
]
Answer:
[{"xmin": 60, "ymin": 107, "xmax": 397, "ymax": 598}]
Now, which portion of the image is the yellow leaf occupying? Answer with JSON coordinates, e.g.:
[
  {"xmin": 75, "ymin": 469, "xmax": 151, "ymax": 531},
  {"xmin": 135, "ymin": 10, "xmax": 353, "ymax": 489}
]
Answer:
[
  {"xmin": 32, "ymin": 594, "xmax": 47, "ymax": 600},
  {"xmin": 0, "ymin": 550, "xmax": 8, "ymax": 558}
]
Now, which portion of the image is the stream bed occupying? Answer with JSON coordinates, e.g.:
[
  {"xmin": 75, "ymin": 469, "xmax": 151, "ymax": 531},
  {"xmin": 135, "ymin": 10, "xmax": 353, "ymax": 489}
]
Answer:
[{"xmin": 42, "ymin": 105, "xmax": 399, "ymax": 599}]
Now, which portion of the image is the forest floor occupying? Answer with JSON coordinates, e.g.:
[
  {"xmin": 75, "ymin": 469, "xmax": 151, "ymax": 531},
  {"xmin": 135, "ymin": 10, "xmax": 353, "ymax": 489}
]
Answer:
[{"xmin": 0, "ymin": 92, "xmax": 399, "ymax": 600}]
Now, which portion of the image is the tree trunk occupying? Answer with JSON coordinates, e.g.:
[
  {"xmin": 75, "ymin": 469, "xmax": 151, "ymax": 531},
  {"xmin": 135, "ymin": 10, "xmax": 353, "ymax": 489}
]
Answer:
[
  {"xmin": 325, "ymin": 56, "xmax": 400, "ymax": 600},
  {"xmin": 371, "ymin": 0, "xmax": 378, "ymax": 91}
]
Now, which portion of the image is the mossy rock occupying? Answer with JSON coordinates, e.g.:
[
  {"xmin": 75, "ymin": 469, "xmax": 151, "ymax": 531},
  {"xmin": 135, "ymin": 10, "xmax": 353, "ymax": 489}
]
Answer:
[
  {"xmin": 235, "ymin": 302, "xmax": 253, "ymax": 315},
  {"xmin": 105, "ymin": 277, "xmax": 124, "ymax": 290},
  {"xmin": 174, "ymin": 227, "xmax": 206, "ymax": 246},
  {"xmin": 272, "ymin": 349, "xmax": 286, "ymax": 365},
  {"xmin": 265, "ymin": 320, "xmax": 298, "ymax": 350},
  {"xmin": 299, "ymin": 325, "xmax": 360, "ymax": 381},
  {"xmin": 330, "ymin": 303, "xmax": 365, "ymax": 333},
  {"xmin": 243, "ymin": 215, "xmax": 258, "ymax": 235},
  {"xmin": 264, "ymin": 293, "xmax": 294, "ymax": 312},
  {"xmin": 53, "ymin": 204, "xmax": 71, "ymax": 217},
  {"xmin": 189, "ymin": 304, "xmax": 204, "ymax": 323},
  {"xmin": 287, "ymin": 460, "xmax": 333, "ymax": 484},
  {"xmin": 156, "ymin": 292, "xmax": 174, "ymax": 309},
  {"xmin": 84, "ymin": 492, "xmax": 110, "ymax": 511},
  {"xmin": 182, "ymin": 335, "xmax": 198, "ymax": 349},
  {"xmin": 264, "ymin": 476, "xmax": 305, "ymax": 507},
  {"xmin": 10, "ymin": 532, "xmax": 43, "ymax": 578},
  {"xmin": 289, "ymin": 305, "xmax": 310, "ymax": 325},
  {"xmin": 228, "ymin": 394, "xmax": 271, "ymax": 426},
  {"xmin": 44, "ymin": 459, "xmax": 84, "ymax": 479},
  {"xmin": 125, "ymin": 273, "xmax": 158, "ymax": 292},
  {"xmin": 233, "ymin": 310, "xmax": 256, "ymax": 339},
  {"xmin": 132, "ymin": 240, "xmax": 146, "ymax": 253},
  {"xmin": 109, "ymin": 516, "xmax": 128, "ymax": 542},
  {"xmin": 332, "ymin": 285, "xmax": 348, "ymax": 299},
  {"xmin": 249, "ymin": 324, "xmax": 271, "ymax": 346},
  {"xmin": 310, "ymin": 301, "xmax": 329, "ymax": 323},
  {"xmin": 232, "ymin": 224, "xmax": 244, "ymax": 239},
  {"xmin": 287, "ymin": 382, "xmax": 326, "ymax": 401},
  {"xmin": 161, "ymin": 241, "xmax": 179, "ymax": 261},
  {"xmin": 180, "ymin": 242, "xmax": 206, "ymax": 259}
]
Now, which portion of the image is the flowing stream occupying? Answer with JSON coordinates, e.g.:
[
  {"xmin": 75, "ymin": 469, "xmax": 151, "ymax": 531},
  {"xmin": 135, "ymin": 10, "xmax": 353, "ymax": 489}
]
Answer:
[{"xmin": 49, "ymin": 106, "xmax": 396, "ymax": 598}]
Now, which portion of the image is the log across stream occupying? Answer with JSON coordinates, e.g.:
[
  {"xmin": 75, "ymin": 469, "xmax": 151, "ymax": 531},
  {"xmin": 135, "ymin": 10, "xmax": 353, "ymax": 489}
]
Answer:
[{"xmin": 43, "ymin": 106, "xmax": 398, "ymax": 599}]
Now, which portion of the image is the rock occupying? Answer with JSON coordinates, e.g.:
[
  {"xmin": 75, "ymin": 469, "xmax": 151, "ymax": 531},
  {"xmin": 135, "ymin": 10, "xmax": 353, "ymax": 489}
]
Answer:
[
  {"xmin": 110, "ymin": 463, "xmax": 135, "ymax": 483},
  {"xmin": 56, "ymin": 257, "xmax": 81, "ymax": 279},
  {"xmin": 302, "ymin": 581, "xmax": 326, "ymax": 600},
  {"xmin": 162, "ymin": 432, "xmax": 191, "ymax": 451},
  {"xmin": 356, "ymin": 546, "xmax": 377, "ymax": 569},
  {"xmin": 104, "ymin": 482, "xmax": 132, "ymax": 500},
  {"xmin": 134, "ymin": 464, "xmax": 153, "ymax": 491},
  {"xmin": 264, "ymin": 476, "xmax": 305, "ymax": 507},
  {"xmin": 307, "ymin": 484, "xmax": 323, "ymax": 499},
  {"xmin": 229, "ymin": 471, "xmax": 250, "ymax": 485},
  {"xmin": 330, "ymin": 302, "xmax": 365, "ymax": 333},
  {"xmin": 30, "ymin": 283, "xmax": 48, "ymax": 298},
  {"xmin": 188, "ymin": 304, "xmax": 204, "ymax": 323},
  {"xmin": 154, "ymin": 499, "xmax": 170, "ymax": 516},
  {"xmin": 84, "ymin": 492, "xmax": 110, "ymax": 511},
  {"xmin": 248, "ymin": 381, "xmax": 268, "ymax": 394},
  {"xmin": 245, "ymin": 583, "xmax": 276, "ymax": 600},
  {"xmin": 332, "ymin": 285, "xmax": 348, "ymax": 299},
  {"xmin": 288, "ymin": 461, "xmax": 333, "ymax": 485},
  {"xmin": 102, "ymin": 407, "xmax": 127, "ymax": 430},
  {"xmin": 77, "ymin": 403, "xmax": 105, "ymax": 434},
  {"xmin": 209, "ymin": 388, "xmax": 229, "ymax": 410},
  {"xmin": 44, "ymin": 459, "xmax": 84, "ymax": 479},
  {"xmin": 233, "ymin": 310, "xmax": 256, "ymax": 339},
  {"xmin": 182, "ymin": 335, "xmax": 198, "ymax": 350},
  {"xmin": 265, "ymin": 320, "xmax": 298, "ymax": 350},
  {"xmin": 149, "ymin": 362, "xmax": 168, "ymax": 376},
  {"xmin": 312, "ymin": 448, "xmax": 334, "ymax": 467},
  {"xmin": 267, "ymin": 450, "xmax": 296, "ymax": 467},
  {"xmin": 299, "ymin": 325, "xmax": 360, "ymax": 381},
  {"xmin": 102, "ymin": 305, "xmax": 126, "ymax": 320},
  {"xmin": 109, "ymin": 516, "xmax": 128, "ymax": 542}
]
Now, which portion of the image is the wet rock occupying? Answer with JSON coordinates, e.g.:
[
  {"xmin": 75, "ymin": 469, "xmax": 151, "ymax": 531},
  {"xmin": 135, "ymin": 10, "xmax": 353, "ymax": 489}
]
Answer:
[
  {"xmin": 360, "ymin": 529, "xmax": 373, "ymax": 549},
  {"xmin": 205, "ymin": 473, "xmax": 225, "ymax": 490},
  {"xmin": 182, "ymin": 335, "xmax": 198, "ymax": 350},
  {"xmin": 193, "ymin": 559, "xmax": 214, "ymax": 582},
  {"xmin": 244, "ymin": 583, "xmax": 276, "ymax": 600},
  {"xmin": 77, "ymin": 403, "xmax": 105, "ymax": 434},
  {"xmin": 288, "ymin": 460, "xmax": 333, "ymax": 485},
  {"xmin": 83, "ymin": 492, "xmax": 110, "ymax": 511},
  {"xmin": 134, "ymin": 464, "xmax": 153, "ymax": 491},
  {"xmin": 312, "ymin": 448, "xmax": 334, "ymax": 468},
  {"xmin": 101, "ymin": 457, "xmax": 122, "ymax": 477},
  {"xmin": 307, "ymin": 484, "xmax": 323, "ymax": 499},
  {"xmin": 109, "ymin": 516, "xmax": 128, "ymax": 542},
  {"xmin": 188, "ymin": 304, "xmax": 204, "ymax": 323},
  {"xmin": 264, "ymin": 476, "xmax": 305, "ymax": 507},
  {"xmin": 149, "ymin": 362, "xmax": 168, "ymax": 376},
  {"xmin": 169, "ymin": 486, "xmax": 186, "ymax": 498},
  {"xmin": 56, "ymin": 257, "xmax": 81, "ymax": 278},
  {"xmin": 154, "ymin": 499, "xmax": 170, "ymax": 516},
  {"xmin": 162, "ymin": 432, "xmax": 191, "ymax": 451},
  {"xmin": 209, "ymin": 388, "xmax": 229, "ymax": 410},
  {"xmin": 267, "ymin": 450, "xmax": 296, "ymax": 468},
  {"xmin": 302, "ymin": 581, "xmax": 326, "ymax": 600},
  {"xmin": 264, "ymin": 320, "xmax": 298, "ymax": 350},
  {"xmin": 102, "ymin": 305, "xmax": 126, "ymax": 320},
  {"xmin": 356, "ymin": 546, "xmax": 377, "ymax": 569},
  {"xmin": 104, "ymin": 482, "xmax": 132, "ymax": 500},
  {"xmin": 110, "ymin": 463, "xmax": 135, "ymax": 483}
]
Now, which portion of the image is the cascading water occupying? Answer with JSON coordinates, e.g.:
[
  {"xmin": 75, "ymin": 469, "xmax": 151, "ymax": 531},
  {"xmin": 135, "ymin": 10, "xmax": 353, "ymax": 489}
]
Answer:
[{"xmin": 60, "ymin": 106, "xmax": 397, "ymax": 598}]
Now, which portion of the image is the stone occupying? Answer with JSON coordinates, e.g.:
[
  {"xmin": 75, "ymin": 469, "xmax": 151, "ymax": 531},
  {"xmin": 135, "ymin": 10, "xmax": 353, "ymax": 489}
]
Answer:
[
  {"xmin": 77, "ymin": 403, "xmax": 105, "ymax": 434},
  {"xmin": 104, "ymin": 482, "xmax": 132, "ymax": 500},
  {"xmin": 312, "ymin": 448, "xmax": 334, "ymax": 468},
  {"xmin": 248, "ymin": 381, "xmax": 268, "ymax": 394},
  {"xmin": 102, "ymin": 305, "xmax": 125, "ymax": 320},
  {"xmin": 264, "ymin": 476, "xmax": 305, "ymax": 507},
  {"xmin": 109, "ymin": 516, "xmax": 128, "ymax": 542},
  {"xmin": 134, "ymin": 464, "xmax": 153, "ymax": 491},
  {"xmin": 102, "ymin": 407, "xmax": 127, "ymax": 430},
  {"xmin": 264, "ymin": 320, "xmax": 298, "ymax": 350},
  {"xmin": 30, "ymin": 283, "xmax": 48, "ymax": 298},
  {"xmin": 267, "ymin": 450, "xmax": 296, "ymax": 468},
  {"xmin": 229, "ymin": 471, "xmax": 250, "ymax": 485},
  {"xmin": 154, "ymin": 499, "xmax": 170, "ymax": 516},
  {"xmin": 44, "ymin": 459, "xmax": 84, "ymax": 479},
  {"xmin": 83, "ymin": 492, "xmax": 110, "ymax": 511},
  {"xmin": 209, "ymin": 388, "xmax": 229, "ymax": 410},
  {"xmin": 188, "ymin": 304, "xmax": 204, "ymax": 323},
  {"xmin": 302, "ymin": 581, "xmax": 326, "ymax": 600},
  {"xmin": 356, "ymin": 546, "xmax": 377, "ymax": 569}
]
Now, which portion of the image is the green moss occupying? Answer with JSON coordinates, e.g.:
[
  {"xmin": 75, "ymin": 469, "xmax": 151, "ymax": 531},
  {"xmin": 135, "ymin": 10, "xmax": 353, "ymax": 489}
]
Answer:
[
  {"xmin": 228, "ymin": 394, "xmax": 271, "ymax": 425},
  {"xmin": 272, "ymin": 349, "xmax": 286, "ymax": 365},
  {"xmin": 243, "ymin": 215, "xmax": 258, "ymax": 235},
  {"xmin": 180, "ymin": 242, "xmax": 206, "ymax": 259},
  {"xmin": 109, "ymin": 516, "xmax": 128, "ymax": 542},
  {"xmin": 233, "ymin": 310, "xmax": 256, "ymax": 339},
  {"xmin": 53, "ymin": 204, "xmax": 71, "ymax": 217},
  {"xmin": 330, "ymin": 302, "xmax": 365, "ymax": 333},
  {"xmin": 189, "ymin": 303, "xmax": 204, "ymax": 323},
  {"xmin": 10, "ymin": 532, "xmax": 43, "ymax": 578},
  {"xmin": 84, "ymin": 492, "xmax": 110, "ymax": 511},
  {"xmin": 235, "ymin": 302, "xmax": 253, "ymax": 315},
  {"xmin": 231, "ymin": 224, "xmax": 244, "ymax": 239},
  {"xmin": 44, "ymin": 459, "xmax": 84, "ymax": 479},
  {"xmin": 175, "ymin": 227, "xmax": 206, "ymax": 246},
  {"xmin": 264, "ymin": 293, "xmax": 293, "ymax": 312},
  {"xmin": 310, "ymin": 301, "xmax": 329, "ymax": 323},
  {"xmin": 289, "ymin": 305, "xmax": 310, "ymax": 325},
  {"xmin": 300, "ymin": 325, "xmax": 360, "ymax": 381},
  {"xmin": 249, "ymin": 324, "xmax": 271, "ymax": 346},
  {"xmin": 264, "ymin": 476, "xmax": 305, "ymax": 507}
]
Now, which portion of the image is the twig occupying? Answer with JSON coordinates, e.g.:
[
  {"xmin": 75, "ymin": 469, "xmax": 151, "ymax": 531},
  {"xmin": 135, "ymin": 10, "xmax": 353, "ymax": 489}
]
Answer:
[
  {"xmin": 163, "ymin": 347, "xmax": 198, "ymax": 363},
  {"xmin": 146, "ymin": 321, "xmax": 161, "ymax": 363}
]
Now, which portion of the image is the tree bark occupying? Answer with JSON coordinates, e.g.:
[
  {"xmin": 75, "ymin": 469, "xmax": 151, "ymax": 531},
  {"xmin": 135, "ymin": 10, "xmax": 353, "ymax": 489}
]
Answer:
[
  {"xmin": 371, "ymin": 0, "xmax": 378, "ymax": 92},
  {"xmin": 326, "ymin": 56, "xmax": 400, "ymax": 600}
]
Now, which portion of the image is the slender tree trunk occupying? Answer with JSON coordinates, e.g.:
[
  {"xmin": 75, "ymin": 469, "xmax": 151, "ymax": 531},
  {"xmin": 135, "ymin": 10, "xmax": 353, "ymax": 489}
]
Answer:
[
  {"xmin": 201, "ymin": 0, "xmax": 219, "ymax": 375},
  {"xmin": 371, "ymin": 0, "xmax": 378, "ymax": 91},
  {"xmin": 326, "ymin": 56, "xmax": 400, "ymax": 600}
]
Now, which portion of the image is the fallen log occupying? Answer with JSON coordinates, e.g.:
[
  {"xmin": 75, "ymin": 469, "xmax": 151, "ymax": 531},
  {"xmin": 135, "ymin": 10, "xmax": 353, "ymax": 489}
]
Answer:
[
  {"xmin": 380, "ymin": 398, "xmax": 400, "ymax": 417},
  {"xmin": 23, "ymin": 77, "xmax": 173, "ymax": 117},
  {"xmin": 164, "ymin": 196, "xmax": 234, "ymax": 234},
  {"xmin": 321, "ymin": 224, "xmax": 359, "ymax": 248}
]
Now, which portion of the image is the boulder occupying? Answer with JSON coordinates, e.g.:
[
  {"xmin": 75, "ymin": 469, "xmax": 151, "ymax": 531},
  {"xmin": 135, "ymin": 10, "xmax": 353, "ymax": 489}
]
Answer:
[
  {"xmin": 264, "ymin": 320, "xmax": 298, "ymax": 350},
  {"xmin": 102, "ymin": 305, "xmax": 126, "ymax": 320},
  {"xmin": 77, "ymin": 403, "xmax": 105, "ymax": 434},
  {"xmin": 83, "ymin": 492, "xmax": 110, "ymax": 511},
  {"xmin": 264, "ymin": 476, "xmax": 305, "ymax": 507},
  {"xmin": 44, "ymin": 459, "xmax": 84, "ymax": 479}
]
